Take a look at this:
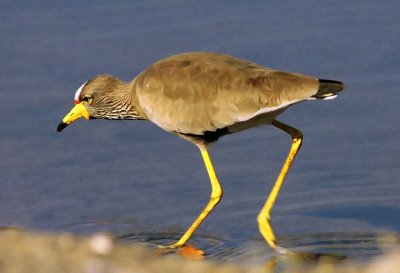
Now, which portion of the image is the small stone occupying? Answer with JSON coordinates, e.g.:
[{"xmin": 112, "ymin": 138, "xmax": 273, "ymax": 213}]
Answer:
[{"xmin": 89, "ymin": 233, "xmax": 113, "ymax": 255}]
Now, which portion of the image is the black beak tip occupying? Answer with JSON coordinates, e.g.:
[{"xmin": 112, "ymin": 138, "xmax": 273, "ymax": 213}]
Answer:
[{"xmin": 57, "ymin": 122, "xmax": 68, "ymax": 132}]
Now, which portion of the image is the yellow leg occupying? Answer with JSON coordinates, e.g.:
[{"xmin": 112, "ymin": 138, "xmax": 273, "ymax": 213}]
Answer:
[
  {"xmin": 167, "ymin": 146, "xmax": 223, "ymax": 248},
  {"xmin": 257, "ymin": 119, "xmax": 303, "ymax": 250}
]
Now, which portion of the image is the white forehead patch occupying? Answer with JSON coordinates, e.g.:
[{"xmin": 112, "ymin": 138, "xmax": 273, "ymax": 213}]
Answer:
[{"xmin": 74, "ymin": 81, "xmax": 88, "ymax": 102}]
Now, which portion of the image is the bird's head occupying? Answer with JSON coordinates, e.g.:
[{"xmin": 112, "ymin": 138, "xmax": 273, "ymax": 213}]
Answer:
[{"xmin": 57, "ymin": 75, "xmax": 134, "ymax": 132}]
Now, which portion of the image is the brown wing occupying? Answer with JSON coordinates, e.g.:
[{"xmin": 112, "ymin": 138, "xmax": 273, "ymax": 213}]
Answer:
[{"xmin": 133, "ymin": 52, "xmax": 319, "ymax": 135}]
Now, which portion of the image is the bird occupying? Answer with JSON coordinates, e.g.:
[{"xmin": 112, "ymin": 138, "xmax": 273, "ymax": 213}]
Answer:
[{"xmin": 57, "ymin": 52, "xmax": 344, "ymax": 251}]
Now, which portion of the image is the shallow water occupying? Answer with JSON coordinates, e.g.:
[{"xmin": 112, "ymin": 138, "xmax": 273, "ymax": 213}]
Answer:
[
  {"xmin": 117, "ymin": 229, "xmax": 399, "ymax": 263},
  {"xmin": 1, "ymin": 0, "xmax": 399, "ymax": 263}
]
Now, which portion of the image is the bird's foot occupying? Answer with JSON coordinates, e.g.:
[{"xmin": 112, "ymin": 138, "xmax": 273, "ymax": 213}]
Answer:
[
  {"xmin": 264, "ymin": 226, "xmax": 277, "ymax": 250},
  {"xmin": 156, "ymin": 243, "xmax": 205, "ymax": 259},
  {"xmin": 154, "ymin": 243, "xmax": 181, "ymax": 256},
  {"xmin": 257, "ymin": 214, "xmax": 276, "ymax": 247},
  {"xmin": 158, "ymin": 242, "xmax": 183, "ymax": 249}
]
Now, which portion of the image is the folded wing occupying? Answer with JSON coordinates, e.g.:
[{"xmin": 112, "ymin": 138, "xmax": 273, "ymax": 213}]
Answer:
[{"xmin": 134, "ymin": 53, "xmax": 322, "ymax": 135}]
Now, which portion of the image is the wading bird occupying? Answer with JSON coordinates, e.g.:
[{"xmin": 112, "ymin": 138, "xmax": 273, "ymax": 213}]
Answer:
[{"xmin": 57, "ymin": 52, "xmax": 344, "ymax": 251}]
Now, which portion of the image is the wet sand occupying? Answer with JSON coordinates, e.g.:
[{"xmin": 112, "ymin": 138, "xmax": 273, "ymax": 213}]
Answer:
[{"xmin": 0, "ymin": 229, "xmax": 399, "ymax": 273}]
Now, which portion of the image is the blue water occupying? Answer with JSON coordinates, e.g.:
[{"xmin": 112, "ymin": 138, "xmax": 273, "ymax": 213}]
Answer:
[{"xmin": 1, "ymin": 1, "xmax": 399, "ymax": 260}]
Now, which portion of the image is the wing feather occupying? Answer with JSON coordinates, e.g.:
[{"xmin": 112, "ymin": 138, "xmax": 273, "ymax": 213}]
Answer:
[{"xmin": 134, "ymin": 52, "xmax": 319, "ymax": 135}]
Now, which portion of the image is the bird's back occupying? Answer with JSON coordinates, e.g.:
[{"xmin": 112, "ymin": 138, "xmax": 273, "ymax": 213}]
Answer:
[{"xmin": 132, "ymin": 52, "xmax": 320, "ymax": 136}]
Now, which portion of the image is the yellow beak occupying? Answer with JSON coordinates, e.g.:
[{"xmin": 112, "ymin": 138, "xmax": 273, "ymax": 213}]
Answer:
[{"xmin": 57, "ymin": 102, "xmax": 90, "ymax": 132}]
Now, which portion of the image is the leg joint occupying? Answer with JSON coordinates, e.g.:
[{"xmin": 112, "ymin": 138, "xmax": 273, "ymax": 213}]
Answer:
[
  {"xmin": 292, "ymin": 130, "xmax": 303, "ymax": 141},
  {"xmin": 272, "ymin": 119, "xmax": 303, "ymax": 141},
  {"xmin": 211, "ymin": 188, "xmax": 223, "ymax": 200},
  {"xmin": 257, "ymin": 211, "xmax": 270, "ymax": 223}
]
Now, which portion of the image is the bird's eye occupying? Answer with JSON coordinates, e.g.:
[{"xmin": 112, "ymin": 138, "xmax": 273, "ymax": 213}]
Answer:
[{"xmin": 82, "ymin": 96, "xmax": 93, "ymax": 104}]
